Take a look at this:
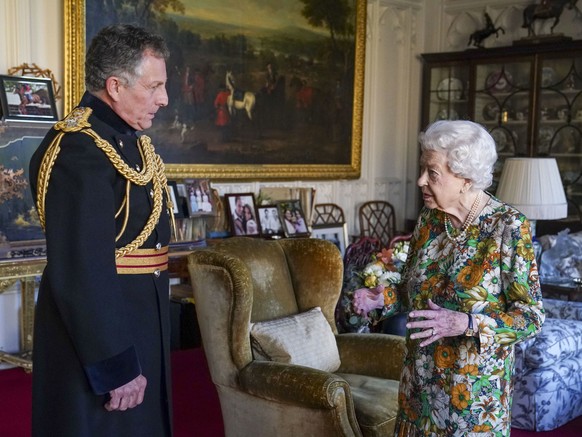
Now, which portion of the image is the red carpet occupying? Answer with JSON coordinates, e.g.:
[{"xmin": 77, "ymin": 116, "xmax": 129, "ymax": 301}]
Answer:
[
  {"xmin": 1, "ymin": 348, "xmax": 582, "ymax": 436},
  {"xmin": 0, "ymin": 347, "xmax": 224, "ymax": 437}
]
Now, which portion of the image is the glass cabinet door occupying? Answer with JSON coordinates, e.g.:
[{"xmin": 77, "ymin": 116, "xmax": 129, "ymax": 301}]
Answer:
[
  {"xmin": 473, "ymin": 60, "xmax": 532, "ymax": 191},
  {"xmin": 427, "ymin": 65, "xmax": 470, "ymax": 123},
  {"xmin": 538, "ymin": 55, "xmax": 582, "ymax": 215},
  {"xmin": 474, "ymin": 61, "xmax": 532, "ymax": 158}
]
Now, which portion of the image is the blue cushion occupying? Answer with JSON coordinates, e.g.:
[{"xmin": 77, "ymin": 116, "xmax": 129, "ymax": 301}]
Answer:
[{"xmin": 523, "ymin": 317, "xmax": 582, "ymax": 369}]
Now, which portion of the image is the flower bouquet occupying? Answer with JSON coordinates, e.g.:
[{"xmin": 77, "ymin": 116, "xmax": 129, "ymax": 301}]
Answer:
[{"xmin": 341, "ymin": 240, "xmax": 409, "ymax": 333}]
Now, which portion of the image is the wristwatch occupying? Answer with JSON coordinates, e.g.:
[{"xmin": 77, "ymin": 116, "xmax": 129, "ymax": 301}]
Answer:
[{"xmin": 464, "ymin": 314, "xmax": 475, "ymax": 337}]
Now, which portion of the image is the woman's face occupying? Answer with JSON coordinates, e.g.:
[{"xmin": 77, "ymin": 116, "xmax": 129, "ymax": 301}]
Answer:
[
  {"xmin": 244, "ymin": 206, "xmax": 252, "ymax": 219},
  {"xmin": 417, "ymin": 150, "xmax": 466, "ymax": 211}
]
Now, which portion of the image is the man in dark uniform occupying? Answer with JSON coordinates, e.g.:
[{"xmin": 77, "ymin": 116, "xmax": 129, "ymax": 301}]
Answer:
[{"xmin": 29, "ymin": 24, "xmax": 175, "ymax": 436}]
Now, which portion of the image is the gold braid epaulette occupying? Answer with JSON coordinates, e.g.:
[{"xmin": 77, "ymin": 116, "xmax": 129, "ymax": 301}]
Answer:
[{"xmin": 36, "ymin": 107, "xmax": 176, "ymax": 258}]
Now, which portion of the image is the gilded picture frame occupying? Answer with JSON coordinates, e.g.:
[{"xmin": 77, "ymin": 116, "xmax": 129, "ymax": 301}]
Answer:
[{"xmin": 64, "ymin": 0, "xmax": 365, "ymax": 180}]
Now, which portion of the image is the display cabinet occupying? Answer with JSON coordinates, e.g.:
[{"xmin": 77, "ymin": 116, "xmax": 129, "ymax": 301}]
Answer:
[{"xmin": 421, "ymin": 40, "xmax": 582, "ymax": 219}]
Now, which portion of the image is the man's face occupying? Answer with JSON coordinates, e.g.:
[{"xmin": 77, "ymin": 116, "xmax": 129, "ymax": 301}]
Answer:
[
  {"xmin": 236, "ymin": 198, "xmax": 243, "ymax": 214},
  {"xmin": 112, "ymin": 51, "xmax": 168, "ymax": 131}
]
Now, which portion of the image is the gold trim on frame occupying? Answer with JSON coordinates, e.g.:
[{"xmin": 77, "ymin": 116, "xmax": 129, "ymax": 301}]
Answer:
[{"xmin": 64, "ymin": 0, "xmax": 365, "ymax": 180}]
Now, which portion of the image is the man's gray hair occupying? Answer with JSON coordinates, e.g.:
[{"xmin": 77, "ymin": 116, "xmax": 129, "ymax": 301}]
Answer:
[{"xmin": 85, "ymin": 24, "xmax": 170, "ymax": 92}]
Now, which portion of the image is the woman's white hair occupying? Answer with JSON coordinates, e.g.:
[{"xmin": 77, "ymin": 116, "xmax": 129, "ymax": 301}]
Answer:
[{"xmin": 419, "ymin": 120, "xmax": 497, "ymax": 190}]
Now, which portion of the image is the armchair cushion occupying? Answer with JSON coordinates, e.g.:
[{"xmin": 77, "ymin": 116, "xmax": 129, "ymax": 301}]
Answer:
[
  {"xmin": 522, "ymin": 317, "xmax": 582, "ymax": 369},
  {"xmin": 337, "ymin": 373, "xmax": 400, "ymax": 435},
  {"xmin": 250, "ymin": 307, "xmax": 341, "ymax": 372}
]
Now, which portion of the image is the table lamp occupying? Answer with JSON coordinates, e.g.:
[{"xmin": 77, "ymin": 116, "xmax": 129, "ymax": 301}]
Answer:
[{"xmin": 495, "ymin": 157, "xmax": 568, "ymax": 261}]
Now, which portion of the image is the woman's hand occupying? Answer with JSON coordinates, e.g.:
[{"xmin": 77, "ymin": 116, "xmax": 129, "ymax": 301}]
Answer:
[{"xmin": 406, "ymin": 299, "xmax": 469, "ymax": 347}]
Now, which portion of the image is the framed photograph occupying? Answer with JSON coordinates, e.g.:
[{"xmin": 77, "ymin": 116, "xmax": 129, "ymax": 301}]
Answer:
[
  {"xmin": 167, "ymin": 181, "xmax": 187, "ymax": 219},
  {"xmin": 276, "ymin": 200, "xmax": 310, "ymax": 238},
  {"xmin": 311, "ymin": 223, "xmax": 349, "ymax": 257},
  {"xmin": 64, "ymin": 0, "xmax": 365, "ymax": 180},
  {"xmin": 225, "ymin": 193, "xmax": 260, "ymax": 236},
  {"xmin": 183, "ymin": 179, "xmax": 214, "ymax": 217},
  {"xmin": 0, "ymin": 75, "xmax": 58, "ymax": 123},
  {"xmin": 257, "ymin": 205, "xmax": 284, "ymax": 238}
]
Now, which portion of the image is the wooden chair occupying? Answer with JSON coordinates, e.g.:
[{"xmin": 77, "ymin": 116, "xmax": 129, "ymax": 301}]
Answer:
[
  {"xmin": 358, "ymin": 201, "xmax": 396, "ymax": 248},
  {"xmin": 312, "ymin": 203, "xmax": 345, "ymax": 226},
  {"xmin": 388, "ymin": 233, "xmax": 413, "ymax": 249}
]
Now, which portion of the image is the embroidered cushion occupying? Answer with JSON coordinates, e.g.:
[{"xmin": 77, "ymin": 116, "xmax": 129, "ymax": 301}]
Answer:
[{"xmin": 250, "ymin": 307, "xmax": 341, "ymax": 372}]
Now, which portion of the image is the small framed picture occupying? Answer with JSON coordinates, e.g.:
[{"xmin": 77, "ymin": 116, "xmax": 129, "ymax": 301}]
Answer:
[
  {"xmin": 257, "ymin": 205, "xmax": 284, "ymax": 238},
  {"xmin": 0, "ymin": 75, "xmax": 58, "ymax": 122},
  {"xmin": 225, "ymin": 193, "xmax": 261, "ymax": 236},
  {"xmin": 311, "ymin": 223, "xmax": 349, "ymax": 257},
  {"xmin": 276, "ymin": 200, "xmax": 310, "ymax": 238},
  {"xmin": 183, "ymin": 179, "xmax": 214, "ymax": 217},
  {"xmin": 167, "ymin": 181, "xmax": 186, "ymax": 219}
]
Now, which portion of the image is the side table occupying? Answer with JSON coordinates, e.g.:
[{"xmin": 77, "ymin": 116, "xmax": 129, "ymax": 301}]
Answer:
[
  {"xmin": 541, "ymin": 280, "xmax": 582, "ymax": 302},
  {"xmin": 0, "ymin": 257, "xmax": 46, "ymax": 371}
]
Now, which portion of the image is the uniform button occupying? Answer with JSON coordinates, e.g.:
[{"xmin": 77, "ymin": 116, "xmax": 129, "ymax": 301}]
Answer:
[
  {"xmin": 136, "ymin": 164, "xmax": 141, "ymax": 171},
  {"xmin": 119, "ymin": 140, "xmax": 124, "ymax": 148},
  {"xmin": 155, "ymin": 242, "xmax": 162, "ymax": 250},
  {"xmin": 150, "ymin": 189, "xmax": 154, "ymax": 197},
  {"xmin": 153, "ymin": 269, "xmax": 161, "ymax": 278}
]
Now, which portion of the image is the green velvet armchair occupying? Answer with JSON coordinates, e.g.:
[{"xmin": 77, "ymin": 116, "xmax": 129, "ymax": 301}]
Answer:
[{"xmin": 187, "ymin": 237, "xmax": 405, "ymax": 437}]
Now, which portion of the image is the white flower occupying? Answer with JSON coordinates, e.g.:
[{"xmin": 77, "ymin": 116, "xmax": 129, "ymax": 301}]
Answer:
[
  {"xmin": 395, "ymin": 251, "xmax": 408, "ymax": 263},
  {"xmin": 482, "ymin": 268, "xmax": 501, "ymax": 292},
  {"xmin": 415, "ymin": 354, "xmax": 434, "ymax": 379},
  {"xmin": 427, "ymin": 385, "xmax": 450, "ymax": 429},
  {"xmin": 449, "ymin": 412, "xmax": 469, "ymax": 435},
  {"xmin": 379, "ymin": 270, "xmax": 401, "ymax": 284}
]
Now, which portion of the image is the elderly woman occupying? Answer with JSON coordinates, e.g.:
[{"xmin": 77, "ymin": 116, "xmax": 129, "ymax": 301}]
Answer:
[{"xmin": 394, "ymin": 120, "xmax": 544, "ymax": 436}]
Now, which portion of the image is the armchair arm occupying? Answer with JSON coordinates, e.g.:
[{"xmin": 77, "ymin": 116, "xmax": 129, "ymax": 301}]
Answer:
[
  {"xmin": 335, "ymin": 333, "xmax": 405, "ymax": 380},
  {"xmin": 239, "ymin": 360, "xmax": 353, "ymax": 410}
]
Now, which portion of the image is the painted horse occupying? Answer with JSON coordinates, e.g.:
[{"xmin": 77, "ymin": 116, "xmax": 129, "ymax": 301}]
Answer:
[
  {"xmin": 225, "ymin": 70, "xmax": 256, "ymax": 120},
  {"xmin": 522, "ymin": 0, "xmax": 578, "ymax": 36}
]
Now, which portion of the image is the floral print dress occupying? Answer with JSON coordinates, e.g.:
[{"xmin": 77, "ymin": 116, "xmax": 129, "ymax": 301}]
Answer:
[{"xmin": 394, "ymin": 196, "xmax": 544, "ymax": 437}]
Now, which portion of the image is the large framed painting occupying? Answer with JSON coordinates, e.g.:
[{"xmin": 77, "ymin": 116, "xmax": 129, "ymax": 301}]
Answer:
[
  {"xmin": 0, "ymin": 125, "xmax": 50, "ymax": 259},
  {"xmin": 64, "ymin": 0, "xmax": 365, "ymax": 180}
]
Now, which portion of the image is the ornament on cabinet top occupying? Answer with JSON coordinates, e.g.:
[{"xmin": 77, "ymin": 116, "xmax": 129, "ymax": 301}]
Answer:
[
  {"xmin": 468, "ymin": 12, "xmax": 505, "ymax": 48},
  {"xmin": 521, "ymin": 0, "xmax": 578, "ymax": 38}
]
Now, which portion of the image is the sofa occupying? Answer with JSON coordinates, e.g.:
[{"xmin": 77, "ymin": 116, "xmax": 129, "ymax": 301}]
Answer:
[{"xmin": 511, "ymin": 298, "xmax": 582, "ymax": 431}]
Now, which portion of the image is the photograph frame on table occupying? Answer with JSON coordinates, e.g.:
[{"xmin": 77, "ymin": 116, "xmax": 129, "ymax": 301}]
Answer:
[
  {"xmin": 64, "ymin": 0, "xmax": 366, "ymax": 180},
  {"xmin": 257, "ymin": 205, "xmax": 284, "ymax": 238},
  {"xmin": 276, "ymin": 200, "xmax": 310, "ymax": 238},
  {"xmin": 183, "ymin": 179, "xmax": 215, "ymax": 217},
  {"xmin": 311, "ymin": 223, "xmax": 349, "ymax": 257},
  {"xmin": 225, "ymin": 193, "xmax": 261, "ymax": 237},
  {"xmin": 167, "ymin": 181, "xmax": 187, "ymax": 219},
  {"xmin": 0, "ymin": 75, "xmax": 58, "ymax": 123}
]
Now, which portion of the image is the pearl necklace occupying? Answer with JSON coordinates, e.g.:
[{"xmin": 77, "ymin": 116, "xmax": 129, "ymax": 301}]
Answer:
[{"xmin": 445, "ymin": 190, "xmax": 483, "ymax": 244}]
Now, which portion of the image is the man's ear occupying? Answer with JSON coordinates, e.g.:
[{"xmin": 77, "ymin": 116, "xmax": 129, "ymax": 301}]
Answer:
[{"xmin": 105, "ymin": 76, "xmax": 123, "ymax": 102}]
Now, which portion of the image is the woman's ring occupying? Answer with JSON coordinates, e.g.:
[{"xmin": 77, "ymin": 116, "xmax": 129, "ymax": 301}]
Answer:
[
  {"xmin": 430, "ymin": 328, "xmax": 434, "ymax": 336},
  {"xmin": 432, "ymin": 327, "xmax": 437, "ymax": 336}
]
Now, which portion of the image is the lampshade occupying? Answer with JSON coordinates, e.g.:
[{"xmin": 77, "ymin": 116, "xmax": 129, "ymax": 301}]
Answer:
[{"xmin": 496, "ymin": 157, "xmax": 567, "ymax": 220}]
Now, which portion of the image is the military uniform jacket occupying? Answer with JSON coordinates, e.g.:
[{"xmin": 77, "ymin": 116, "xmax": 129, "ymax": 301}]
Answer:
[{"xmin": 28, "ymin": 92, "xmax": 172, "ymax": 437}]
